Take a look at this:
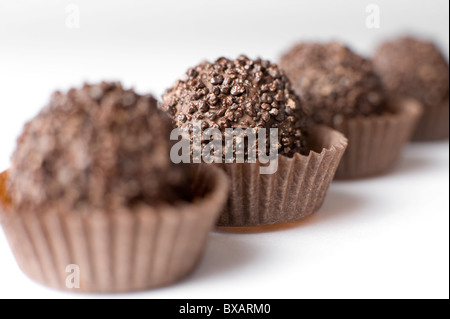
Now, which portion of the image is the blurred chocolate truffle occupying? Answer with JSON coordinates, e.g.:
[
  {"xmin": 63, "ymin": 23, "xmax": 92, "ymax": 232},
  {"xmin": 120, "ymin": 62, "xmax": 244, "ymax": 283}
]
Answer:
[
  {"xmin": 162, "ymin": 55, "xmax": 309, "ymax": 156},
  {"xmin": 279, "ymin": 42, "xmax": 386, "ymax": 126},
  {"xmin": 9, "ymin": 82, "xmax": 191, "ymax": 211},
  {"xmin": 280, "ymin": 42, "xmax": 423, "ymax": 179},
  {"xmin": 373, "ymin": 37, "xmax": 449, "ymax": 107}
]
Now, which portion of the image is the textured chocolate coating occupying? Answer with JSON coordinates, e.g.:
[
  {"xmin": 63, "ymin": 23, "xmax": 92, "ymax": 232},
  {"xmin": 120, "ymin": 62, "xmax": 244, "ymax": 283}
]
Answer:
[
  {"xmin": 373, "ymin": 37, "xmax": 449, "ymax": 108},
  {"xmin": 162, "ymin": 55, "xmax": 309, "ymax": 156},
  {"xmin": 279, "ymin": 42, "xmax": 386, "ymax": 126},
  {"xmin": 9, "ymin": 82, "xmax": 191, "ymax": 211}
]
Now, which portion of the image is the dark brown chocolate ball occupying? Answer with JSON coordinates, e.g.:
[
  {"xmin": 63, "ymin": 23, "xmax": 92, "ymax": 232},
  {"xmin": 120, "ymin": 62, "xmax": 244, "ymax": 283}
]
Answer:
[
  {"xmin": 162, "ymin": 55, "xmax": 309, "ymax": 156},
  {"xmin": 9, "ymin": 82, "xmax": 191, "ymax": 211},
  {"xmin": 373, "ymin": 36, "xmax": 449, "ymax": 108},
  {"xmin": 279, "ymin": 42, "xmax": 386, "ymax": 126}
]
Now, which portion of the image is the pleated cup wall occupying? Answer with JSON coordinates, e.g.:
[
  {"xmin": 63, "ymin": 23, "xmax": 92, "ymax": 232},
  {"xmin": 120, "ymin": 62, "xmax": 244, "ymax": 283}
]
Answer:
[
  {"xmin": 412, "ymin": 99, "xmax": 449, "ymax": 141},
  {"xmin": 334, "ymin": 98, "xmax": 423, "ymax": 179},
  {"xmin": 215, "ymin": 125, "xmax": 348, "ymax": 226},
  {"xmin": 0, "ymin": 166, "xmax": 229, "ymax": 293}
]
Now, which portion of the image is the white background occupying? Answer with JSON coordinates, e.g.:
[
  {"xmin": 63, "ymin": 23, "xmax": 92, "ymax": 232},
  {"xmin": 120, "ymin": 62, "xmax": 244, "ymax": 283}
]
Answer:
[{"xmin": 0, "ymin": 0, "xmax": 448, "ymax": 299}]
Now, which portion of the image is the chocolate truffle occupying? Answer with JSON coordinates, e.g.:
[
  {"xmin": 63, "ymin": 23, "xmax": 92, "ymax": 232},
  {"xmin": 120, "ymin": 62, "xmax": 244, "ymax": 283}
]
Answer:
[
  {"xmin": 279, "ymin": 42, "xmax": 386, "ymax": 126},
  {"xmin": 373, "ymin": 37, "xmax": 449, "ymax": 108},
  {"xmin": 9, "ymin": 82, "xmax": 191, "ymax": 211},
  {"xmin": 162, "ymin": 55, "xmax": 309, "ymax": 156}
]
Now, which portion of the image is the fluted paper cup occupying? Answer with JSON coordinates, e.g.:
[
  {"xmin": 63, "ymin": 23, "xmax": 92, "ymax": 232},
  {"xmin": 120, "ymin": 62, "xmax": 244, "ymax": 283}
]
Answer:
[
  {"xmin": 0, "ymin": 166, "xmax": 229, "ymax": 293},
  {"xmin": 334, "ymin": 98, "xmax": 422, "ymax": 179},
  {"xmin": 412, "ymin": 99, "xmax": 449, "ymax": 141},
  {"xmin": 215, "ymin": 125, "xmax": 347, "ymax": 227}
]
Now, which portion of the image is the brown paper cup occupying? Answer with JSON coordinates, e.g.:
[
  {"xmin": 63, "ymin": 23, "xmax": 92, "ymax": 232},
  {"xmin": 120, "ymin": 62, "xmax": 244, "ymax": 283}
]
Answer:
[
  {"xmin": 214, "ymin": 125, "xmax": 348, "ymax": 227},
  {"xmin": 0, "ymin": 166, "xmax": 229, "ymax": 293},
  {"xmin": 334, "ymin": 98, "xmax": 423, "ymax": 179},
  {"xmin": 412, "ymin": 99, "xmax": 449, "ymax": 141}
]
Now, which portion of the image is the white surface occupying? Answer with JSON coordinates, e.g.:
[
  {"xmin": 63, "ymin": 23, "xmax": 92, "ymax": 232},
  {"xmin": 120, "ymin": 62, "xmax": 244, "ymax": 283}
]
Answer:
[{"xmin": 0, "ymin": 0, "xmax": 448, "ymax": 299}]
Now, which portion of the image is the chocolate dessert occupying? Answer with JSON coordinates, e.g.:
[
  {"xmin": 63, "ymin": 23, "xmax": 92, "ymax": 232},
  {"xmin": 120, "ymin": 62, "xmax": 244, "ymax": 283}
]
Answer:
[
  {"xmin": 162, "ymin": 55, "xmax": 309, "ymax": 157},
  {"xmin": 162, "ymin": 56, "xmax": 348, "ymax": 226},
  {"xmin": 279, "ymin": 42, "xmax": 386, "ymax": 126},
  {"xmin": 9, "ymin": 82, "xmax": 192, "ymax": 211},
  {"xmin": 279, "ymin": 42, "xmax": 422, "ymax": 179},
  {"xmin": 0, "ymin": 82, "xmax": 229, "ymax": 293},
  {"xmin": 373, "ymin": 36, "xmax": 449, "ymax": 141}
]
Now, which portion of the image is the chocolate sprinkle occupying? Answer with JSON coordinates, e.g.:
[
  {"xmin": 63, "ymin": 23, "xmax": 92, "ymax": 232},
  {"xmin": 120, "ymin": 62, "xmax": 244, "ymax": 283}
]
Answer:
[
  {"xmin": 279, "ymin": 42, "xmax": 386, "ymax": 126},
  {"xmin": 9, "ymin": 82, "xmax": 192, "ymax": 212},
  {"xmin": 162, "ymin": 55, "xmax": 309, "ymax": 157}
]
